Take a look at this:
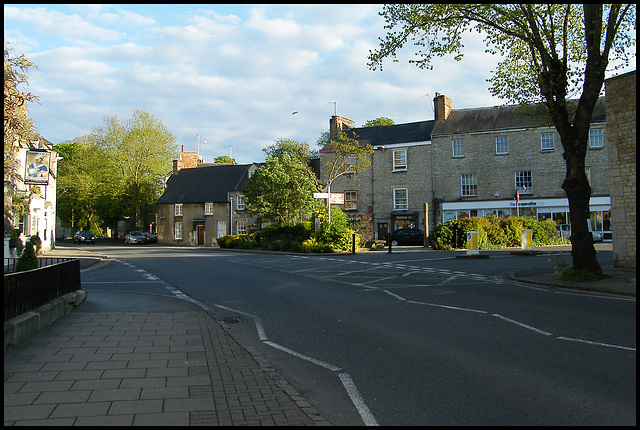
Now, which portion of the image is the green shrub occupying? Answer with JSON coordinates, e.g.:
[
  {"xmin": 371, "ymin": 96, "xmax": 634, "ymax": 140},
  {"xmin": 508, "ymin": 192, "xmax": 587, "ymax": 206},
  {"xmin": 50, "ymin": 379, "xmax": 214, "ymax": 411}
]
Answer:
[{"xmin": 16, "ymin": 242, "xmax": 38, "ymax": 272}]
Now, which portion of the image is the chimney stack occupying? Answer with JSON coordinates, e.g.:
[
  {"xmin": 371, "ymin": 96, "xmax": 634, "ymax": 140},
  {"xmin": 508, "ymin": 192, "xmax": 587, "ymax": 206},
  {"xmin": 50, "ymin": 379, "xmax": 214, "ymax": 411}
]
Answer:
[
  {"xmin": 433, "ymin": 93, "xmax": 452, "ymax": 121},
  {"xmin": 329, "ymin": 115, "xmax": 355, "ymax": 138}
]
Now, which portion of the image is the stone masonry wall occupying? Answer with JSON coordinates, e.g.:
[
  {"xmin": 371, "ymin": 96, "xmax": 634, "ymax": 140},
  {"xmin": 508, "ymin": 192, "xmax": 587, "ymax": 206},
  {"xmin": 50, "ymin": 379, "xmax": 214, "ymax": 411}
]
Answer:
[{"xmin": 605, "ymin": 71, "xmax": 636, "ymax": 268}]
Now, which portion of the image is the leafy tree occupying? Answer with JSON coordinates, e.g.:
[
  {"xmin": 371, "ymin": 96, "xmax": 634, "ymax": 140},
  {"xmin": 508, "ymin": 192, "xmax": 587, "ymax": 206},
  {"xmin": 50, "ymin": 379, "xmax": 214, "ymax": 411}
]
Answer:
[
  {"xmin": 55, "ymin": 138, "xmax": 123, "ymax": 233},
  {"xmin": 321, "ymin": 133, "xmax": 373, "ymax": 187},
  {"xmin": 92, "ymin": 109, "xmax": 177, "ymax": 230},
  {"xmin": 368, "ymin": 4, "xmax": 636, "ymax": 275},
  {"xmin": 243, "ymin": 154, "xmax": 320, "ymax": 225},
  {"xmin": 364, "ymin": 117, "xmax": 395, "ymax": 127},
  {"xmin": 4, "ymin": 41, "xmax": 38, "ymax": 182},
  {"xmin": 213, "ymin": 155, "xmax": 236, "ymax": 164},
  {"xmin": 264, "ymin": 138, "xmax": 321, "ymax": 190}
]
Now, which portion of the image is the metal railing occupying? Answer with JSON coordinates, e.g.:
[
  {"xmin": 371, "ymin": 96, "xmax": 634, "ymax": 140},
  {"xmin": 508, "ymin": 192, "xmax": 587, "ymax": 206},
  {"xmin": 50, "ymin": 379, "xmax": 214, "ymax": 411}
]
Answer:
[
  {"xmin": 4, "ymin": 259, "xmax": 81, "ymax": 322},
  {"xmin": 3, "ymin": 257, "xmax": 76, "ymax": 273}
]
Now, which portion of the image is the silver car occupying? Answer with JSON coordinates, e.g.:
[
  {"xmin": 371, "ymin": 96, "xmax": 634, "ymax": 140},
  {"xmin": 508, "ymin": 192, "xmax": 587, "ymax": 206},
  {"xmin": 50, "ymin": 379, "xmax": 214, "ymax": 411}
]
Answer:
[{"xmin": 124, "ymin": 231, "xmax": 147, "ymax": 244}]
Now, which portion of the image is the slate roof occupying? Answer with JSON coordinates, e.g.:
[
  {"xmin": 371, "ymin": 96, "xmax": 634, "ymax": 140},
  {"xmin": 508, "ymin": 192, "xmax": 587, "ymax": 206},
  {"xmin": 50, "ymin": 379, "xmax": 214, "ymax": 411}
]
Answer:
[
  {"xmin": 432, "ymin": 97, "xmax": 606, "ymax": 136},
  {"xmin": 156, "ymin": 164, "xmax": 256, "ymax": 204},
  {"xmin": 339, "ymin": 120, "xmax": 436, "ymax": 146}
]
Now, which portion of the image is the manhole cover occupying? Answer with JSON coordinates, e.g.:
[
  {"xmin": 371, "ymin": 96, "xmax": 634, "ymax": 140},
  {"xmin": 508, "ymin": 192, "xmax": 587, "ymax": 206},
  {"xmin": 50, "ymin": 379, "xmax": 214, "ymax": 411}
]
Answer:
[{"xmin": 223, "ymin": 316, "xmax": 247, "ymax": 324}]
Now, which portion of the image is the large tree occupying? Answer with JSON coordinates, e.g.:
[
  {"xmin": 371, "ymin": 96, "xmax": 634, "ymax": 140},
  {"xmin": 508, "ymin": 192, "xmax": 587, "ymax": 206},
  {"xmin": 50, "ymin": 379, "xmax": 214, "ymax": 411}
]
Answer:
[
  {"xmin": 243, "ymin": 153, "xmax": 320, "ymax": 225},
  {"xmin": 92, "ymin": 109, "xmax": 177, "ymax": 230},
  {"xmin": 368, "ymin": 4, "xmax": 635, "ymax": 275}
]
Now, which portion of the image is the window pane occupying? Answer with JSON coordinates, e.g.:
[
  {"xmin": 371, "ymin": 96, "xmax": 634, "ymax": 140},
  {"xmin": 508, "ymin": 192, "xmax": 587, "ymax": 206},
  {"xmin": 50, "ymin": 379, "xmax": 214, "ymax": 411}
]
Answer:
[
  {"xmin": 452, "ymin": 139, "xmax": 464, "ymax": 157},
  {"xmin": 515, "ymin": 171, "xmax": 532, "ymax": 194},
  {"xmin": 394, "ymin": 189, "xmax": 408, "ymax": 210},
  {"xmin": 461, "ymin": 174, "xmax": 477, "ymax": 196},
  {"xmin": 589, "ymin": 129, "xmax": 603, "ymax": 148},
  {"xmin": 496, "ymin": 136, "xmax": 508, "ymax": 154},
  {"xmin": 393, "ymin": 150, "xmax": 407, "ymax": 170},
  {"xmin": 541, "ymin": 133, "xmax": 554, "ymax": 151}
]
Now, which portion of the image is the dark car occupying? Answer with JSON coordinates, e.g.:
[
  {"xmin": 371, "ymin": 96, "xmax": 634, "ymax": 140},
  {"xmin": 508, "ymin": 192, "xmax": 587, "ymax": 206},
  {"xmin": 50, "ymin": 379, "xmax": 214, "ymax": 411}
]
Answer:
[
  {"xmin": 73, "ymin": 231, "xmax": 95, "ymax": 244},
  {"xmin": 142, "ymin": 232, "xmax": 157, "ymax": 243},
  {"xmin": 388, "ymin": 228, "xmax": 425, "ymax": 246}
]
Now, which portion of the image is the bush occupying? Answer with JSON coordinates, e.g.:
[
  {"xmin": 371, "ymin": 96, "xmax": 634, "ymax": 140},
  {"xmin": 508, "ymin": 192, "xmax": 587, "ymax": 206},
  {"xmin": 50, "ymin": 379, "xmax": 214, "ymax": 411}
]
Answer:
[
  {"xmin": 16, "ymin": 242, "xmax": 38, "ymax": 272},
  {"xmin": 431, "ymin": 216, "xmax": 567, "ymax": 250}
]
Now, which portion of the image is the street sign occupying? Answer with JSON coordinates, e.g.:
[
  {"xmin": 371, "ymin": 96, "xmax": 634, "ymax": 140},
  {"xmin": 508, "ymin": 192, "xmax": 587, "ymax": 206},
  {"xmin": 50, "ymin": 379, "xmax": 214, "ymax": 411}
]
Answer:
[
  {"xmin": 314, "ymin": 192, "xmax": 344, "ymax": 205},
  {"xmin": 313, "ymin": 192, "xmax": 329, "ymax": 199}
]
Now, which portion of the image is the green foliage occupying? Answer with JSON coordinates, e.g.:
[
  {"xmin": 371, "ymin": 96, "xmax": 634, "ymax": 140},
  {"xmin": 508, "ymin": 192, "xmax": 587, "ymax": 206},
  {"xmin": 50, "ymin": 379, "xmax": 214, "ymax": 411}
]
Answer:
[
  {"xmin": 431, "ymin": 216, "xmax": 569, "ymax": 250},
  {"xmin": 15, "ymin": 241, "xmax": 38, "ymax": 272},
  {"xmin": 9, "ymin": 228, "xmax": 24, "ymax": 255},
  {"xmin": 213, "ymin": 155, "xmax": 236, "ymax": 164},
  {"xmin": 243, "ymin": 154, "xmax": 320, "ymax": 225},
  {"xmin": 364, "ymin": 117, "xmax": 395, "ymax": 127},
  {"xmin": 313, "ymin": 206, "xmax": 360, "ymax": 252},
  {"xmin": 218, "ymin": 234, "xmax": 258, "ymax": 249},
  {"xmin": 257, "ymin": 223, "xmax": 314, "ymax": 252}
]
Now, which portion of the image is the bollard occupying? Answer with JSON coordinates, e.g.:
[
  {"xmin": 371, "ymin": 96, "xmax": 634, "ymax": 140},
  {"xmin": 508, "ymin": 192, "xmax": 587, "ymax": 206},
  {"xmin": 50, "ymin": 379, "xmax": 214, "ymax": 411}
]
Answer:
[
  {"xmin": 521, "ymin": 229, "xmax": 533, "ymax": 250},
  {"xmin": 466, "ymin": 231, "xmax": 479, "ymax": 255}
]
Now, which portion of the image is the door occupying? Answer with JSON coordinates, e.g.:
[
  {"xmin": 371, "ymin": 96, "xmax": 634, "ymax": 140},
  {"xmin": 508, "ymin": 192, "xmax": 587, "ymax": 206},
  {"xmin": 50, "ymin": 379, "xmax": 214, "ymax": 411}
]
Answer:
[{"xmin": 197, "ymin": 225, "xmax": 204, "ymax": 246}]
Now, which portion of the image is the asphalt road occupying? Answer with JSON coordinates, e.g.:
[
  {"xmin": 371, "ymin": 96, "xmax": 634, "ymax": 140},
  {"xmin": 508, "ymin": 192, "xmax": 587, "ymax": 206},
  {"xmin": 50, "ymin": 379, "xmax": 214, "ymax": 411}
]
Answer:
[{"xmin": 78, "ymin": 245, "xmax": 636, "ymax": 425}]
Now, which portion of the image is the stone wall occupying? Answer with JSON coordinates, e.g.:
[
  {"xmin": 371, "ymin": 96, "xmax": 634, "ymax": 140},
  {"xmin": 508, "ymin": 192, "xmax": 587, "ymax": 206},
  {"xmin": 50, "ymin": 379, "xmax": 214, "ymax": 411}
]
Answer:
[{"xmin": 605, "ymin": 71, "xmax": 636, "ymax": 268}]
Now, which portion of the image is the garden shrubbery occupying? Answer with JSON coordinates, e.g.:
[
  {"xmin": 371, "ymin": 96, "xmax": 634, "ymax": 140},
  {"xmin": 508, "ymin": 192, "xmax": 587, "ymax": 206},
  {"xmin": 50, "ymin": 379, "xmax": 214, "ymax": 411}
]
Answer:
[
  {"xmin": 431, "ymin": 215, "xmax": 569, "ymax": 250},
  {"xmin": 217, "ymin": 207, "xmax": 361, "ymax": 253}
]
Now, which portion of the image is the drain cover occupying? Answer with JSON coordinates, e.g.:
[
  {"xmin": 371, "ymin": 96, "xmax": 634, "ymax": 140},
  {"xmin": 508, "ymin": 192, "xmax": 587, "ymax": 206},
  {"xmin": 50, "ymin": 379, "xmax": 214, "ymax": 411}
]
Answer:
[{"xmin": 223, "ymin": 316, "xmax": 247, "ymax": 324}]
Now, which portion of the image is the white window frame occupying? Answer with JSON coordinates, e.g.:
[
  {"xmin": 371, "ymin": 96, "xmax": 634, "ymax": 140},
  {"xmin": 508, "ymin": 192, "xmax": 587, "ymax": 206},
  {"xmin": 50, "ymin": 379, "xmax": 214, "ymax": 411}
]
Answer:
[
  {"xmin": 589, "ymin": 128, "xmax": 603, "ymax": 149},
  {"xmin": 515, "ymin": 171, "xmax": 533, "ymax": 194},
  {"xmin": 496, "ymin": 136, "xmax": 509, "ymax": 155},
  {"xmin": 174, "ymin": 221, "xmax": 182, "ymax": 240},
  {"xmin": 204, "ymin": 202, "xmax": 214, "ymax": 215},
  {"xmin": 236, "ymin": 195, "xmax": 245, "ymax": 210},
  {"xmin": 392, "ymin": 149, "xmax": 407, "ymax": 171},
  {"xmin": 461, "ymin": 174, "xmax": 477, "ymax": 197},
  {"xmin": 541, "ymin": 132, "xmax": 554, "ymax": 151},
  {"xmin": 174, "ymin": 203, "xmax": 183, "ymax": 216},
  {"xmin": 236, "ymin": 220, "xmax": 247, "ymax": 234},
  {"xmin": 452, "ymin": 139, "xmax": 464, "ymax": 157},
  {"xmin": 393, "ymin": 188, "xmax": 408, "ymax": 210}
]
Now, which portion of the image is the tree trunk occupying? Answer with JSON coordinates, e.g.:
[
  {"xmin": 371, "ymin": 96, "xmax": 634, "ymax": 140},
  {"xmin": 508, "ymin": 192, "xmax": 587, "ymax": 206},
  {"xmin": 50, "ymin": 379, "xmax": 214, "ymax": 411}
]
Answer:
[{"xmin": 562, "ymin": 150, "xmax": 602, "ymax": 275}]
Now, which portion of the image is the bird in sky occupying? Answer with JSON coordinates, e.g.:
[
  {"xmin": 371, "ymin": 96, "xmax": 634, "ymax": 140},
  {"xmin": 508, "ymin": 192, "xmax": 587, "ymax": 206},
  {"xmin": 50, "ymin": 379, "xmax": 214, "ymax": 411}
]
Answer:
[{"xmin": 292, "ymin": 111, "xmax": 298, "ymax": 115}]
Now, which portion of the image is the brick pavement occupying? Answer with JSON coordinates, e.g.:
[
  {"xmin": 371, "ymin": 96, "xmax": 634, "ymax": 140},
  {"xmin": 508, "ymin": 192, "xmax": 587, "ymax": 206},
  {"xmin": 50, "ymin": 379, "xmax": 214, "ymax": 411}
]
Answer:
[{"xmin": 4, "ymin": 310, "xmax": 328, "ymax": 426}]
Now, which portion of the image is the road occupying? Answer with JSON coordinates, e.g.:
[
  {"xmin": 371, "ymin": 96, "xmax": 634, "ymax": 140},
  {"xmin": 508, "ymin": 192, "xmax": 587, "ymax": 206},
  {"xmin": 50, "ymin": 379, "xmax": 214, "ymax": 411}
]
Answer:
[{"xmin": 79, "ymin": 244, "xmax": 636, "ymax": 425}]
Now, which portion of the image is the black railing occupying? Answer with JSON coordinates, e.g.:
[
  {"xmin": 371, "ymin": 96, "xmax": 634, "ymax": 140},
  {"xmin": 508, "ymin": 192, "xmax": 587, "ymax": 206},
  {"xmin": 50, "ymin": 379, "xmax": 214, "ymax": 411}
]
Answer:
[
  {"xmin": 4, "ymin": 259, "xmax": 81, "ymax": 322},
  {"xmin": 3, "ymin": 257, "xmax": 76, "ymax": 273}
]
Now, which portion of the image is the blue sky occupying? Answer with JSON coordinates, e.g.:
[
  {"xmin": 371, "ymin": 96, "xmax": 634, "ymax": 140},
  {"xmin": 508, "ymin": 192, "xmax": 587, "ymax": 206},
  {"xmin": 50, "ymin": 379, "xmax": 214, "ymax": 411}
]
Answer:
[{"xmin": 5, "ymin": 4, "xmax": 636, "ymax": 164}]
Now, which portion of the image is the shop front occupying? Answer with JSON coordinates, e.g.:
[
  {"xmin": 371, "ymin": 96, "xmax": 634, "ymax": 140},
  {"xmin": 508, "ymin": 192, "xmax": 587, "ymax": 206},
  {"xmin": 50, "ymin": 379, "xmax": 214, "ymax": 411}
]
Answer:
[{"xmin": 441, "ymin": 197, "xmax": 611, "ymax": 237}]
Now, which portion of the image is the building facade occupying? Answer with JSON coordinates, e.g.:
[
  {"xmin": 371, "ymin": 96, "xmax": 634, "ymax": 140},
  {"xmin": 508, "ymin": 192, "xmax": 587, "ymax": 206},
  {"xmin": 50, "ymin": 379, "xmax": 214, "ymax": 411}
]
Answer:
[
  {"xmin": 605, "ymin": 70, "xmax": 636, "ymax": 268},
  {"xmin": 325, "ymin": 93, "xmax": 612, "ymax": 243},
  {"xmin": 4, "ymin": 136, "xmax": 59, "ymax": 254},
  {"xmin": 155, "ymin": 159, "xmax": 261, "ymax": 247}
]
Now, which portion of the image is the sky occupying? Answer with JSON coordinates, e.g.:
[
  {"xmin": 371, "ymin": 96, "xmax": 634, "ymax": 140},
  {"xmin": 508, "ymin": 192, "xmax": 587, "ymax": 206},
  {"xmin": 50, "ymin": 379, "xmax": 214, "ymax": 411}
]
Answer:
[{"xmin": 5, "ymin": 4, "xmax": 636, "ymax": 165}]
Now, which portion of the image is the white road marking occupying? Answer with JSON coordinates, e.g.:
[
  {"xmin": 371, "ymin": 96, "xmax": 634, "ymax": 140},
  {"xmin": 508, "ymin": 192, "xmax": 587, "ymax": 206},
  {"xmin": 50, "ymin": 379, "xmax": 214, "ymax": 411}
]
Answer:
[
  {"xmin": 339, "ymin": 373, "xmax": 380, "ymax": 426},
  {"xmin": 491, "ymin": 314, "xmax": 553, "ymax": 336},
  {"xmin": 556, "ymin": 336, "xmax": 636, "ymax": 351},
  {"xmin": 263, "ymin": 341, "xmax": 342, "ymax": 372}
]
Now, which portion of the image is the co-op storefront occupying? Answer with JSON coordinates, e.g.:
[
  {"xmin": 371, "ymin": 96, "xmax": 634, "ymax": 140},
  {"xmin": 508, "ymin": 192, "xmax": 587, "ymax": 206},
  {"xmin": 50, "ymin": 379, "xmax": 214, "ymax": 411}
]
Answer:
[{"xmin": 441, "ymin": 196, "xmax": 612, "ymax": 238}]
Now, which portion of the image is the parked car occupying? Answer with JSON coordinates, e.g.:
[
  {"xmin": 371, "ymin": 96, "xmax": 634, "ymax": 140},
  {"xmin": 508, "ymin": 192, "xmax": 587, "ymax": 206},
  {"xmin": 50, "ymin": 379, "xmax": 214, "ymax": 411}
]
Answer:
[
  {"xmin": 73, "ymin": 231, "xmax": 95, "ymax": 244},
  {"xmin": 388, "ymin": 228, "xmax": 425, "ymax": 246},
  {"xmin": 555, "ymin": 223, "xmax": 603, "ymax": 242},
  {"xmin": 142, "ymin": 232, "xmax": 157, "ymax": 243},
  {"xmin": 124, "ymin": 231, "xmax": 147, "ymax": 244}
]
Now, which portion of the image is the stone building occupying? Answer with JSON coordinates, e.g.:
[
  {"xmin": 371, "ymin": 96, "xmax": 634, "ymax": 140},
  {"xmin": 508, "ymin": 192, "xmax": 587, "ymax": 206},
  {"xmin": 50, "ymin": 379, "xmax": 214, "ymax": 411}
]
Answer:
[
  {"xmin": 605, "ymin": 70, "xmax": 636, "ymax": 268},
  {"xmin": 155, "ymin": 160, "xmax": 261, "ymax": 247},
  {"xmin": 325, "ymin": 92, "xmax": 612, "ymax": 243}
]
